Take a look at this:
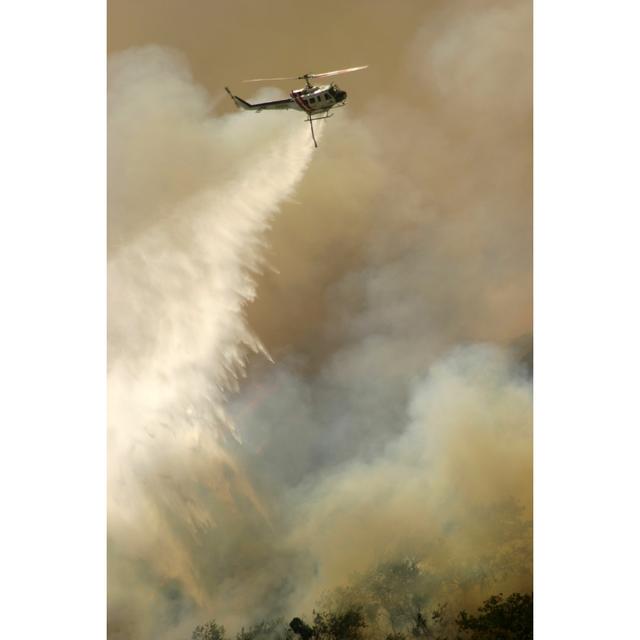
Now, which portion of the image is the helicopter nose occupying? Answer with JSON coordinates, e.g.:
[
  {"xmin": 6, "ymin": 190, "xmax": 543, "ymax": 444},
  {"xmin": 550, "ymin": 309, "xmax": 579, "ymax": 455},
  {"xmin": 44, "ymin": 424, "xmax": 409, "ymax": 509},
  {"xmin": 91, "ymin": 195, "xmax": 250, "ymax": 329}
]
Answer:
[{"xmin": 336, "ymin": 90, "xmax": 347, "ymax": 102}]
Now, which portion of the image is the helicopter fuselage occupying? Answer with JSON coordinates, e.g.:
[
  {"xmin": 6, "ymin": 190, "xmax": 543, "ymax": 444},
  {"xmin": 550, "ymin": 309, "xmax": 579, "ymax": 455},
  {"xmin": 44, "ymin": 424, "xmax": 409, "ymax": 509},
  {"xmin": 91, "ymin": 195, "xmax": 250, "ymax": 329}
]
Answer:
[{"xmin": 289, "ymin": 84, "xmax": 347, "ymax": 113}]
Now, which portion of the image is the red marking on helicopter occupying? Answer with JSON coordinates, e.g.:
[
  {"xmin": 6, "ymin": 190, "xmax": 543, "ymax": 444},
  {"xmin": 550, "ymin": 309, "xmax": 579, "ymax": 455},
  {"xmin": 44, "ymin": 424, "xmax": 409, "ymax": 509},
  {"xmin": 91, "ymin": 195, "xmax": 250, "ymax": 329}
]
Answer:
[{"xmin": 291, "ymin": 92, "xmax": 310, "ymax": 113}]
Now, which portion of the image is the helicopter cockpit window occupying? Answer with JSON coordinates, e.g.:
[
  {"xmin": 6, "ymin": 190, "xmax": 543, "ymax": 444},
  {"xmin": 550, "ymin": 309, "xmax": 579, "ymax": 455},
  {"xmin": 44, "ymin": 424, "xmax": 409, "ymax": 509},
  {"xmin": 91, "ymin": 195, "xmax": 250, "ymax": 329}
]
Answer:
[
  {"xmin": 325, "ymin": 93, "xmax": 331, "ymax": 100},
  {"xmin": 309, "ymin": 97, "xmax": 316, "ymax": 103}
]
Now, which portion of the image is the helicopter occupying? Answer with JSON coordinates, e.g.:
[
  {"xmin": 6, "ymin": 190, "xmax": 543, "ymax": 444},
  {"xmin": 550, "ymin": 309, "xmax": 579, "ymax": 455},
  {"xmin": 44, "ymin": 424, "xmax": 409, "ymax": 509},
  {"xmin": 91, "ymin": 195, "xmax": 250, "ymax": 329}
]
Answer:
[{"xmin": 225, "ymin": 65, "xmax": 368, "ymax": 147}]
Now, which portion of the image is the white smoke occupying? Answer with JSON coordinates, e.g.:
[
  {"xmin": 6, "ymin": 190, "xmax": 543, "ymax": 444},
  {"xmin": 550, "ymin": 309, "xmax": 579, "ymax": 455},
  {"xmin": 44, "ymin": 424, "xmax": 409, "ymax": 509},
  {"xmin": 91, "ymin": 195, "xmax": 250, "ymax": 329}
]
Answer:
[{"xmin": 107, "ymin": 46, "xmax": 320, "ymax": 639}]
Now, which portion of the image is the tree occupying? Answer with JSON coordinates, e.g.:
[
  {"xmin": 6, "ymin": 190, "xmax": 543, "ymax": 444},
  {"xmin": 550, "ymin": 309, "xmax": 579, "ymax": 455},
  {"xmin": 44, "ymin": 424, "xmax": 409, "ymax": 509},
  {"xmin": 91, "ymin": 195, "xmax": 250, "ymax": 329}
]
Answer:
[
  {"xmin": 289, "ymin": 607, "xmax": 366, "ymax": 640},
  {"xmin": 289, "ymin": 617, "xmax": 313, "ymax": 640},
  {"xmin": 192, "ymin": 620, "xmax": 226, "ymax": 640},
  {"xmin": 324, "ymin": 559, "xmax": 437, "ymax": 633},
  {"xmin": 455, "ymin": 593, "xmax": 533, "ymax": 640},
  {"xmin": 237, "ymin": 619, "xmax": 293, "ymax": 640}
]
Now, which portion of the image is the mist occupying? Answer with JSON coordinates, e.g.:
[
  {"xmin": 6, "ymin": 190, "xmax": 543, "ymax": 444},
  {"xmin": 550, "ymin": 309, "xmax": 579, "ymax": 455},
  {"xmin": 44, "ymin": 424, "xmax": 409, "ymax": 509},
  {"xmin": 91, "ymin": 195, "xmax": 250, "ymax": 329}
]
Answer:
[{"xmin": 107, "ymin": 1, "xmax": 532, "ymax": 638}]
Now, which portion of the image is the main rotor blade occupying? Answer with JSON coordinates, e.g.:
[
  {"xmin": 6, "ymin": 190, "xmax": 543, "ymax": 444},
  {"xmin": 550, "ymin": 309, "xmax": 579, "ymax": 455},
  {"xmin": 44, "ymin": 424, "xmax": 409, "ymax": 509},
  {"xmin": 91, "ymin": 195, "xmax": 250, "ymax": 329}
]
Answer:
[
  {"xmin": 242, "ymin": 66, "xmax": 369, "ymax": 83},
  {"xmin": 306, "ymin": 65, "xmax": 368, "ymax": 79},
  {"xmin": 242, "ymin": 75, "xmax": 298, "ymax": 83}
]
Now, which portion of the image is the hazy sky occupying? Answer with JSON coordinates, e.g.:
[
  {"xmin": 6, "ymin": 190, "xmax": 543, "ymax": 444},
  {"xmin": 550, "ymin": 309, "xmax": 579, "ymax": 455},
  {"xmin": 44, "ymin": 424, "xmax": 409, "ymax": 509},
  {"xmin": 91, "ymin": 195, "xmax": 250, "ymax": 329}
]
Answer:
[{"xmin": 107, "ymin": 2, "xmax": 532, "ymax": 638}]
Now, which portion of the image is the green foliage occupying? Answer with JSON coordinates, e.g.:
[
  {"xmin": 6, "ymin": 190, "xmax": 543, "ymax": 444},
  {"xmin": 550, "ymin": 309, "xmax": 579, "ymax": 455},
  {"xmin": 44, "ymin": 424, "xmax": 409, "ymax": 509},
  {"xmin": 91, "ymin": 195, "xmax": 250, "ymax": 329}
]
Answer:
[
  {"xmin": 289, "ymin": 617, "xmax": 313, "ymax": 640},
  {"xmin": 236, "ymin": 618, "xmax": 293, "ymax": 640},
  {"xmin": 288, "ymin": 607, "xmax": 366, "ymax": 640},
  {"xmin": 326, "ymin": 559, "xmax": 437, "ymax": 632},
  {"xmin": 405, "ymin": 605, "xmax": 451, "ymax": 640},
  {"xmin": 411, "ymin": 612, "xmax": 429, "ymax": 638},
  {"xmin": 192, "ymin": 620, "xmax": 226, "ymax": 640},
  {"xmin": 311, "ymin": 607, "xmax": 367, "ymax": 640},
  {"xmin": 455, "ymin": 593, "xmax": 533, "ymax": 640},
  {"xmin": 191, "ymin": 593, "xmax": 533, "ymax": 640},
  {"xmin": 428, "ymin": 603, "xmax": 451, "ymax": 640}
]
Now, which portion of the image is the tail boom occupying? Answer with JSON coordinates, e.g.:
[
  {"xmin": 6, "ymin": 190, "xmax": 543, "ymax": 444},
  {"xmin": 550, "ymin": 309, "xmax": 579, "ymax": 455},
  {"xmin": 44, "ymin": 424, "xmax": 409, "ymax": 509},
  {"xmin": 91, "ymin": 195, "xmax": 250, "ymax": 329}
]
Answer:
[{"xmin": 225, "ymin": 87, "xmax": 295, "ymax": 112}]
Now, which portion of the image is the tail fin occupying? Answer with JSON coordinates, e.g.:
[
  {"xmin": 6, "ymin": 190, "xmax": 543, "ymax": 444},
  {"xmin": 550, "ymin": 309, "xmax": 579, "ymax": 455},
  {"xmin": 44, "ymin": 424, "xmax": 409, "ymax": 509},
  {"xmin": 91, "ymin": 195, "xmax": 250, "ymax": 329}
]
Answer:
[{"xmin": 225, "ymin": 87, "xmax": 255, "ymax": 110}]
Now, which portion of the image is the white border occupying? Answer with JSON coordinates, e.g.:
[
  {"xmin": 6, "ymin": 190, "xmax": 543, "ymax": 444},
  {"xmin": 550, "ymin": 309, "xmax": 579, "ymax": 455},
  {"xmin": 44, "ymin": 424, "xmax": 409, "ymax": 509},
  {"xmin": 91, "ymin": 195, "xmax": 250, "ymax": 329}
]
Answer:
[
  {"xmin": 0, "ymin": 2, "xmax": 105, "ymax": 638},
  {"xmin": 1, "ymin": 1, "xmax": 639, "ymax": 637},
  {"xmin": 535, "ymin": 1, "xmax": 640, "ymax": 637}
]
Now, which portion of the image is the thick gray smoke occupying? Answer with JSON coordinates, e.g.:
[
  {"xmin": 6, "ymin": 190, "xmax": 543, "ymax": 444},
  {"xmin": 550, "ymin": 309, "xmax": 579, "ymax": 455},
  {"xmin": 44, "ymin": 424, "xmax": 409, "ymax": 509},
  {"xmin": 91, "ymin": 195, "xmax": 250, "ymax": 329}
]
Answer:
[
  {"xmin": 108, "ymin": 1, "xmax": 532, "ymax": 637},
  {"xmin": 234, "ymin": 344, "xmax": 532, "ymax": 621}
]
